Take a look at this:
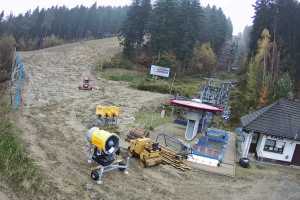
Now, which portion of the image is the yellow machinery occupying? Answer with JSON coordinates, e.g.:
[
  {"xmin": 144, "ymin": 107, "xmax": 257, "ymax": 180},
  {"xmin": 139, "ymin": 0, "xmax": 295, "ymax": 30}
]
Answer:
[
  {"xmin": 128, "ymin": 138, "xmax": 162, "ymax": 167},
  {"xmin": 95, "ymin": 106, "xmax": 120, "ymax": 127},
  {"xmin": 86, "ymin": 127, "xmax": 129, "ymax": 184}
]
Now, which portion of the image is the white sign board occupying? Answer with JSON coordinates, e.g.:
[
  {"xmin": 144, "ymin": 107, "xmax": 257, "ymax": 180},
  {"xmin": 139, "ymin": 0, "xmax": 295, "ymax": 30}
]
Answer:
[{"xmin": 150, "ymin": 65, "xmax": 170, "ymax": 78}]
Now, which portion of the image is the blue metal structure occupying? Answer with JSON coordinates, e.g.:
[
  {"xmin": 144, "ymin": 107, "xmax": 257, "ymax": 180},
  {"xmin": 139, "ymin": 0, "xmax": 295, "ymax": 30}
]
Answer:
[
  {"xmin": 199, "ymin": 79, "xmax": 234, "ymax": 120},
  {"xmin": 192, "ymin": 129, "xmax": 229, "ymax": 162},
  {"xmin": 11, "ymin": 52, "xmax": 25, "ymax": 110}
]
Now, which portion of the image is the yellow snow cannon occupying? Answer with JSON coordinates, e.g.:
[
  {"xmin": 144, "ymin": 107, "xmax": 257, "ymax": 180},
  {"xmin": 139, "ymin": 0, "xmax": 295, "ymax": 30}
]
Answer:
[
  {"xmin": 96, "ymin": 106, "xmax": 120, "ymax": 118},
  {"xmin": 95, "ymin": 106, "xmax": 120, "ymax": 127},
  {"xmin": 86, "ymin": 127, "xmax": 120, "ymax": 155},
  {"xmin": 85, "ymin": 127, "xmax": 129, "ymax": 184}
]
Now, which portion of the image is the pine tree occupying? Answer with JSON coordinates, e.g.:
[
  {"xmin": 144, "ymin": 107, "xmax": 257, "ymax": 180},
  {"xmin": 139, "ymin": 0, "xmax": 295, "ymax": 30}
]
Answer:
[
  {"xmin": 176, "ymin": 0, "xmax": 203, "ymax": 64},
  {"xmin": 149, "ymin": 0, "xmax": 179, "ymax": 55},
  {"xmin": 120, "ymin": 0, "xmax": 151, "ymax": 57}
]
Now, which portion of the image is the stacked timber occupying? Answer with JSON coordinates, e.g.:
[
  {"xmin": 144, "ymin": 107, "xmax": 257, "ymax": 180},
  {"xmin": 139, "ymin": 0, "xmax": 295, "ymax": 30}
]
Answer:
[{"xmin": 160, "ymin": 146, "xmax": 191, "ymax": 171}]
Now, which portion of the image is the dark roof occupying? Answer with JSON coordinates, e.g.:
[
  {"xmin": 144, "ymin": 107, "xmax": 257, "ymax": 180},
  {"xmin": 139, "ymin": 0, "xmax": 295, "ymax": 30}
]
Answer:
[{"xmin": 241, "ymin": 99, "xmax": 300, "ymax": 141}]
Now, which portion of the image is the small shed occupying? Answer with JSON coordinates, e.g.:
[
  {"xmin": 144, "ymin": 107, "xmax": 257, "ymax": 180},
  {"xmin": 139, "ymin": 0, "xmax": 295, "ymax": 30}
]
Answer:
[{"xmin": 240, "ymin": 99, "xmax": 300, "ymax": 166}]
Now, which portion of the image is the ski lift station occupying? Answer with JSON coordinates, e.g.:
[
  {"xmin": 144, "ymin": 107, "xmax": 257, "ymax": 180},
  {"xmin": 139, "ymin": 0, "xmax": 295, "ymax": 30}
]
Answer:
[{"xmin": 170, "ymin": 99, "xmax": 223, "ymax": 141}]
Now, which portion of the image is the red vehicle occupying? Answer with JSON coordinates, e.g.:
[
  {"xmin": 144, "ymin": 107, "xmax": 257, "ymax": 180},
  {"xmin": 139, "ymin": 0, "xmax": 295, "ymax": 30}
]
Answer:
[{"xmin": 79, "ymin": 77, "xmax": 94, "ymax": 90}]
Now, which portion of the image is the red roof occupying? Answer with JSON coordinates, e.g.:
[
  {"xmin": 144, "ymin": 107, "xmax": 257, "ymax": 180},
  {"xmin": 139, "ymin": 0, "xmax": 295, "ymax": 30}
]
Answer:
[{"xmin": 170, "ymin": 99, "xmax": 223, "ymax": 112}]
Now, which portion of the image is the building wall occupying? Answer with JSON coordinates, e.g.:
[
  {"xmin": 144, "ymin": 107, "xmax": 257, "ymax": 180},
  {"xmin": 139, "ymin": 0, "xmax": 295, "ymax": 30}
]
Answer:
[
  {"xmin": 185, "ymin": 111, "xmax": 203, "ymax": 140},
  {"xmin": 241, "ymin": 131, "xmax": 253, "ymax": 158},
  {"xmin": 256, "ymin": 135, "xmax": 300, "ymax": 162}
]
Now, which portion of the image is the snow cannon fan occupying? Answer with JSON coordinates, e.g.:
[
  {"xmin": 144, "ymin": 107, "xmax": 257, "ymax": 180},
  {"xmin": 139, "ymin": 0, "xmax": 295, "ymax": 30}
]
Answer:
[{"xmin": 86, "ymin": 127, "xmax": 129, "ymax": 184}]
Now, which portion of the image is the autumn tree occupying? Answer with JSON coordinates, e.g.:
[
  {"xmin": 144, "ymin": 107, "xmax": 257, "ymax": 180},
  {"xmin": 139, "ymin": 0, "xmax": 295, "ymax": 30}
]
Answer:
[{"xmin": 191, "ymin": 43, "xmax": 217, "ymax": 74}]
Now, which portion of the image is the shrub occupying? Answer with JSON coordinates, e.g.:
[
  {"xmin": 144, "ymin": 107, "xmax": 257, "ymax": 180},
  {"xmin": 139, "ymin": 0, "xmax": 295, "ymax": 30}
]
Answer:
[
  {"xmin": 16, "ymin": 37, "xmax": 38, "ymax": 50},
  {"xmin": 102, "ymin": 54, "xmax": 134, "ymax": 70},
  {"xmin": 42, "ymin": 35, "xmax": 64, "ymax": 48},
  {"xmin": 191, "ymin": 43, "xmax": 217, "ymax": 74},
  {"xmin": 155, "ymin": 52, "xmax": 178, "ymax": 70},
  {"xmin": 0, "ymin": 36, "xmax": 16, "ymax": 82}
]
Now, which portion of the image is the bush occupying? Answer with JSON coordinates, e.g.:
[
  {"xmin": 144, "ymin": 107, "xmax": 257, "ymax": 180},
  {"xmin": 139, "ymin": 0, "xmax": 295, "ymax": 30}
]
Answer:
[
  {"xmin": 17, "ymin": 37, "xmax": 38, "ymax": 50},
  {"xmin": 155, "ymin": 51, "xmax": 178, "ymax": 72},
  {"xmin": 0, "ymin": 36, "xmax": 16, "ymax": 82},
  {"xmin": 191, "ymin": 43, "xmax": 217, "ymax": 74},
  {"xmin": 42, "ymin": 35, "xmax": 64, "ymax": 48},
  {"xmin": 101, "ymin": 54, "xmax": 135, "ymax": 70}
]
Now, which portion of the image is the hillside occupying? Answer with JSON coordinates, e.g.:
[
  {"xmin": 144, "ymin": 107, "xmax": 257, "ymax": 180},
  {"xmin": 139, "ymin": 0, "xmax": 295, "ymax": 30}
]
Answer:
[{"xmin": 15, "ymin": 37, "xmax": 168, "ymax": 199}]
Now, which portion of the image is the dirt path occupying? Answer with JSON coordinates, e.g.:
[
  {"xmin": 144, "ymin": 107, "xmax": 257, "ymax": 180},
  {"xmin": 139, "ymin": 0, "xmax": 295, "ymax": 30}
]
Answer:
[{"xmin": 15, "ymin": 38, "xmax": 300, "ymax": 200}]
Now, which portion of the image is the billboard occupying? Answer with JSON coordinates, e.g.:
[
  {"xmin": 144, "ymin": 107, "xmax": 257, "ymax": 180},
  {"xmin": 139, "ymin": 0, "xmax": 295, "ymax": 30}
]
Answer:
[{"xmin": 150, "ymin": 65, "xmax": 170, "ymax": 78}]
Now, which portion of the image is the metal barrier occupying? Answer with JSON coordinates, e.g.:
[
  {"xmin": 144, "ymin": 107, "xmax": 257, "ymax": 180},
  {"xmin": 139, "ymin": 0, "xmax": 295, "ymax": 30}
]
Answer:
[{"xmin": 10, "ymin": 52, "xmax": 25, "ymax": 110}]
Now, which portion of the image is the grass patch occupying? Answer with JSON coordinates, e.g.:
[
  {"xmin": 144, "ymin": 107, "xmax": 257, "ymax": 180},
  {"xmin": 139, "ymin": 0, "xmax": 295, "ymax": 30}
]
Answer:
[
  {"xmin": 97, "ymin": 53, "xmax": 206, "ymax": 97},
  {"xmin": 0, "ymin": 103, "xmax": 48, "ymax": 197},
  {"xmin": 134, "ymin": 109, "xmax": 172, "ymax": 131},
  {"xmin": 101, "ymin": 68, "xmax": 145, "ymax": 83},
  {"xmin": 101, "ymin": 68, "xmax": 205, "ymax": 98},
  {"xmin": 133, "ymin": 77, "xmax": 203, "ymax": 97}
]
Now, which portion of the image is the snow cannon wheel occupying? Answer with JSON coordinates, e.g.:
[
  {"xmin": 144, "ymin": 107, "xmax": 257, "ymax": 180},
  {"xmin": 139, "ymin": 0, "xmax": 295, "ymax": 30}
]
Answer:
[{"xmin": 91, "ymin": 170, "xmax": 100, "ymax": 181}]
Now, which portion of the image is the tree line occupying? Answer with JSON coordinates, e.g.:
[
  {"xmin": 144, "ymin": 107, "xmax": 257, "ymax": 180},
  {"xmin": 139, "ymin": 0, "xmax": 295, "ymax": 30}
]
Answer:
[
  {"xmin": 249, "ymin": 0, "xmax": 300, "ymax": 94},
  {"xmin": 0, "ymin": 3, "xmax": 128, "ymax": 50},
  {"xmin": 120, "ymin": 0, "xmax": 233, "ymax": 74},
  {"xmin": 231, "ymin": 0, "xmax": 300, "ymax": 124}
]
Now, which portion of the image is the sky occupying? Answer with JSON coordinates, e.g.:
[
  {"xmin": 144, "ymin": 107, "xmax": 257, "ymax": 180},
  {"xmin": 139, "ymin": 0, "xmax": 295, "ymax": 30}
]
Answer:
[
  {"xmin": 0, "ymin": 0, "xmax": 255, "ymax": 35},
  {"xmin": 201, "ymin": 0, "xmax": 255, "ymax": 35}
]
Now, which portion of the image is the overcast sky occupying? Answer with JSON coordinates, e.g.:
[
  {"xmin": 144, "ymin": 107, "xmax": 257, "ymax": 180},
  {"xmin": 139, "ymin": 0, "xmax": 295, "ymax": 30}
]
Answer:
[{"xmin": 0, "ymin": 0, "xmax": 255, "ymax": 35}]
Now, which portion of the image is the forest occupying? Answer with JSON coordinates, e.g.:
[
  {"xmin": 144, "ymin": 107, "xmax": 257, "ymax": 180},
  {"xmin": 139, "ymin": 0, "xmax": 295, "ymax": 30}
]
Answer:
[
  {"xmin": 120, "ymin": 0, "xmax": 233, "ymax": 74},
  {"xmin": 0, "ymin": 3, "xmax": 128, "ymax": 50},
  {"xmin": 231, "ymin": 0, "xmax": 300, "ymax": 124},
  {"xmin": 0, "ymin": 3, "xmax": 128, "ymax": 82}
]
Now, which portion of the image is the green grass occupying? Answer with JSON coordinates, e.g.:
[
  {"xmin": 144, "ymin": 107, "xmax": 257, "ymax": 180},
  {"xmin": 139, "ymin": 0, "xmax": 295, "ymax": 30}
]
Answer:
[
  {"xmin": 98, "ymin": 53, "xmax": 238, "ymax": 98},
  {"xmin": 101, "ymin": 68, "xmax": 205, "ymax": 98},
  {"xmin": 101, "ymin": 68, "xmax": 145, "ymax": 83},
  {"xmin": 97, "ymin": 54, "xmax": 206, "ymax": 97},
  {"xmin": 0, "ymin": 103, "xmax": 47, "ymax": 197},
  {"xmin": 133, "ymin": 77, "xmax": 204, "ymax": 97},
  {"xmin": 134, "ymin": 110, "xmax": 172, "ymax": 131}
]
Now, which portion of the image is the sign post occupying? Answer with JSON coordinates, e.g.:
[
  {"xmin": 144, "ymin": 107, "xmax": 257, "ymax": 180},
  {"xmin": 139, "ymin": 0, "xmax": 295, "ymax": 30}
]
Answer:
[{"xmin": 150, "ymin": 65, "xmax": 170, "ymax": 78}]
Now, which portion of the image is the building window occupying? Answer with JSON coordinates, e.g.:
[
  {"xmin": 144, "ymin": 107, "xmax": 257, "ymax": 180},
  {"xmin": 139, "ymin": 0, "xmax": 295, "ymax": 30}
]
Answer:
[{"xmin": 263, "ymin": 139, "xmax": 285, "ymax": 154}]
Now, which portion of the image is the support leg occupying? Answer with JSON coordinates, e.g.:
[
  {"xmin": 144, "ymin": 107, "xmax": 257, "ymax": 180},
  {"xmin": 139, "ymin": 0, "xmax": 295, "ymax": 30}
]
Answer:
[{"xmin": 97, "ymin": 167, "xmax": 104, "ymax": 185}]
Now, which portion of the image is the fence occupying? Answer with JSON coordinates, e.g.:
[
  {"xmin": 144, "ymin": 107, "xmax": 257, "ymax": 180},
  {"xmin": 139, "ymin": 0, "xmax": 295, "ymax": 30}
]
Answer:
[{"xmin": 10, "ymin": 51, "xmax": 25, "ymax": 110}]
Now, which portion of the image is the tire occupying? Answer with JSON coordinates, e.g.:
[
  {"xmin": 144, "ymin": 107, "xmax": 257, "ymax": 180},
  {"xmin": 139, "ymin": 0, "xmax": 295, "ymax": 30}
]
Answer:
[
  {"xmin": 118, "ymin": 161, "xmax": 127, "ymax": 171},
  {"xmin": 116, "ymin": 148, "xmax": 121, "ymax": 155},
  {"xmin": 91, "ymin": 170, "xmax": 100, "ymax": 181},
  {"xmin": 239, "ymin": 158, "xmax": 250, "ymax": 168}
]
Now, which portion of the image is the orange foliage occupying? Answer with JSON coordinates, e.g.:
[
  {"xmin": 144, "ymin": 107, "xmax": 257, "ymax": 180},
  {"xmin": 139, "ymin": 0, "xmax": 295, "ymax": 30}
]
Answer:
[{"xmin": 259, "ymin": 86, "xmax": 269, "ymax": 107}]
